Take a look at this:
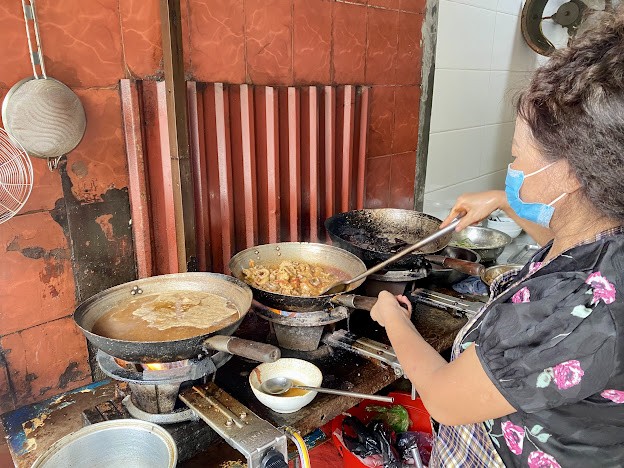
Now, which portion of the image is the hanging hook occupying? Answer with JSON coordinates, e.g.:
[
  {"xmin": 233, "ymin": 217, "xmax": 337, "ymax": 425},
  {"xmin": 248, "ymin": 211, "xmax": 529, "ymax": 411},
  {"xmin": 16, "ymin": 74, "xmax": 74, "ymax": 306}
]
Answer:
[{"xmin": 47, "ymin": 155, "xmax": 63, "ymax": 172}]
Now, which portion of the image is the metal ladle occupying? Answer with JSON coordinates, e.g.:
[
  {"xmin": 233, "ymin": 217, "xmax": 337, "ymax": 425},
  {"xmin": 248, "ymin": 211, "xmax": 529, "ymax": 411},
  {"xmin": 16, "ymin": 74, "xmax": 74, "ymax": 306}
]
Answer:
[
  {"xmin": 320, "ymin": 218, "xmax": 462, "ymax": 295},
  {"xmin": 261, "ymin": 377, "xmax": 394, "ymax": 403}
]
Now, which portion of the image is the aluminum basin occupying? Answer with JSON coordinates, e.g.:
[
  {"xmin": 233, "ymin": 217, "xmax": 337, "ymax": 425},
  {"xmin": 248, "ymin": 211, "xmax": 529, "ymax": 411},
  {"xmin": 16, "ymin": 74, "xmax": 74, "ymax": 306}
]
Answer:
[{"xmin": 31, "ymin": 420, "xmax": 177, "ymax": 468}]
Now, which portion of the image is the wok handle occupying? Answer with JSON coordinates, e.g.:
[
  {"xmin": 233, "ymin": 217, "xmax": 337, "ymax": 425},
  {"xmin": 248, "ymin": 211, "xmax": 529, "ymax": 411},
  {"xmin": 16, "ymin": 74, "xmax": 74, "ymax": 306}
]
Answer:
[
  {"xmin": 331, "ymin": 294, "xmax": 378, "ymax": 311},
  {"xmin": 203, "ymin": 336, "xmax": 281, "ymax": 363},
  {"xmin": 425, "ymin": 256, "xmax": 485, "ymax": 277},
  {"xmin": 331, "ymin": 294, "xmax": 410, "ymax": 312}
]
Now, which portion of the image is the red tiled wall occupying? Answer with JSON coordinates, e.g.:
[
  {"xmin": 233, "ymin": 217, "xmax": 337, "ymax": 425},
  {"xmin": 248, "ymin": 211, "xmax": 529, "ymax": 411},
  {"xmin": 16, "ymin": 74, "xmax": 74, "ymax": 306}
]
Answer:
[
  {"xmin": 186, "ymin": 0, "xmax": 425, "ymax": 207},
  {"xmin": 0, "ymin": 0, "xmax": 424, "ymax": 414}
]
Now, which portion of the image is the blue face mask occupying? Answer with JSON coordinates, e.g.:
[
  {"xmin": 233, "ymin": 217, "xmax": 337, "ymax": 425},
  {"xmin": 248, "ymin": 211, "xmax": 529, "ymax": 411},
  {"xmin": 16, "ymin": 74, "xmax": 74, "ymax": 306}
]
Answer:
[{"xmin": 505, "ymin": 163, "xmax": 566, "ymax": 227}]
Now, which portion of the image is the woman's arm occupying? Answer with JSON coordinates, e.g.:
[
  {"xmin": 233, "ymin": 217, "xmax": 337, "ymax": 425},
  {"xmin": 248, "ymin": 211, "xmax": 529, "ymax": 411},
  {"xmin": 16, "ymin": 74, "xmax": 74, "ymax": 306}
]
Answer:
[
  {"xmin": 440, "ymin": 190, "xmax": 553, "ymax": 246},
  {"xmin": 371, "ymin": 292, "xmax": 516, "ymax": 426}
]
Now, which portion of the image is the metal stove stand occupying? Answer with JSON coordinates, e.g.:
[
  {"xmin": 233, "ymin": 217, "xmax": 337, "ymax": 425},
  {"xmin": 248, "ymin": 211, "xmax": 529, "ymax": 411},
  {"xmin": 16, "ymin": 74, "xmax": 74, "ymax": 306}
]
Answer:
[{"xmin": 252, "ymin": 300, "xmax": 349, "ymax": 351}]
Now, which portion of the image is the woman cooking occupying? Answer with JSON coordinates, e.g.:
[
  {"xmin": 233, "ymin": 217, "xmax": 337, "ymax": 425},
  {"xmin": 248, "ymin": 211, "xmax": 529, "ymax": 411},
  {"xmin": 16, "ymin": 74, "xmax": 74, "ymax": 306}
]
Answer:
[{"xmin": 370, "ymin": 9, "xmax": 624, "ymax": 468}]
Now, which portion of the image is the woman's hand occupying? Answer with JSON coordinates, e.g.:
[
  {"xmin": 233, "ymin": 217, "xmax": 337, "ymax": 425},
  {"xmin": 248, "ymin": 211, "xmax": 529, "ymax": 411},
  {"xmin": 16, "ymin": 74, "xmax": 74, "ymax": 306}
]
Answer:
[
  {"xmin": 370, "ymin": 291, "xmax": 412, "ymax": 327},
  {"xmin": 440, "ymin": 190, "xmax": 507, "ymax": 231}
]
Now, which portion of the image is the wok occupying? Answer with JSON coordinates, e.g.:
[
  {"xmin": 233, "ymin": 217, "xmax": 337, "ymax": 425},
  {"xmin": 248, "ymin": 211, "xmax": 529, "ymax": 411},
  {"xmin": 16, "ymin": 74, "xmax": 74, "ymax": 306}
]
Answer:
[
  {"xmin": 450, "ymin": 226, "xmax": 512, "ymax": 263},
  {"xmin": 228, "ymin": 242, "xmax": 369, "ymax": 312},
  {"xmin": 74, "ymin": 272, "xmax": 280, "ymax": 363},
  {"xmin": 325, "ymin": 209, "xmax": 455, "ymax": 271}
]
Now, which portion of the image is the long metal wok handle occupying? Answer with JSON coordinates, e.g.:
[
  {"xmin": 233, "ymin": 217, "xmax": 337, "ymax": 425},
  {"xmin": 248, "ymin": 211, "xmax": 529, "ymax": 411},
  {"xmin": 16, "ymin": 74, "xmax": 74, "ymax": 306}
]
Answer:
[
  {"xmin": 22, "ymin": 0, "xmax": 47, "ymax": 79},
  {"xmin": 294, "ymin": 385, "xmax": 394, "ymax": 403},
  {"xmin": 203, "ymin": 336, "xmax": 281, "ymax": 363},
  {"xmin": 347, "ymin": 218, "xmax": 461, "ymax": 284},
  {"xmin": 331, "ymin": 294, "xmax": 410, "ymax": 312}
]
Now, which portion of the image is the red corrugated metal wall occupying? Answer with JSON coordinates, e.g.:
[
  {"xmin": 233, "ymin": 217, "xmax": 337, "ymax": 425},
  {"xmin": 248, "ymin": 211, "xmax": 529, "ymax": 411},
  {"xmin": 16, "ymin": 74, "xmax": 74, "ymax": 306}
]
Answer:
[{"xmin": 121, "ymin": 79, "xmax": 369, "ymax": 276}]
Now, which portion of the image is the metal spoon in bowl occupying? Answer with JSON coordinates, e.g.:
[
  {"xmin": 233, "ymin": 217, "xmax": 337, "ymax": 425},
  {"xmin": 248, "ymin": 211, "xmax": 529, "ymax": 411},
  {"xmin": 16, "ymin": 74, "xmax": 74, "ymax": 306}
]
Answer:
[
  {"xmin": 261, "ymin": 376, "xmax": 394, "ymax": 403},
  {"xmin": 320, "ymin": 217, "xmax": 462, "ymax": 295}
]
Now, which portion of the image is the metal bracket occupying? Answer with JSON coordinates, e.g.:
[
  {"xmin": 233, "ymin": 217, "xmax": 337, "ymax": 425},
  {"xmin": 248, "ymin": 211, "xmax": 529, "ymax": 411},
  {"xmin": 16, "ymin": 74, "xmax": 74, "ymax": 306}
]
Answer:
[
  {"xmin": 180, "ymin": 383, "xmax": 288, "ymax": 468},
  {"xmin": 323, "ymin": 330, "xmax": 404, "ymax": 377},
  {"xmin": 410, "ymin": 288, "xmax": 482, "ymax": 319}
]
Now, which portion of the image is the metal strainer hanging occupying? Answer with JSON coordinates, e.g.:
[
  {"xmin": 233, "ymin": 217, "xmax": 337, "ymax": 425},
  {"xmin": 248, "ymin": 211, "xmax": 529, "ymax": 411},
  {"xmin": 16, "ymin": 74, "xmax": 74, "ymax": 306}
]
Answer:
[
  {"xmin": 2, "ymin": 0, "xmax": 86, "ymax": 171},
  {"xmin": 0, "ymin": 128, "xmax": 33, "ymax": 224}
]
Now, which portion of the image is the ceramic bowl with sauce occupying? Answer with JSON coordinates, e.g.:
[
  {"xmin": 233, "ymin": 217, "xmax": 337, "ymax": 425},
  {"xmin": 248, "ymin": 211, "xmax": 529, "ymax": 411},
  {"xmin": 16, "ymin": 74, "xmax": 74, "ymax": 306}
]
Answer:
[{"xmin": 249, "ymin": 358, "xmax": 323, "ymax": 413}]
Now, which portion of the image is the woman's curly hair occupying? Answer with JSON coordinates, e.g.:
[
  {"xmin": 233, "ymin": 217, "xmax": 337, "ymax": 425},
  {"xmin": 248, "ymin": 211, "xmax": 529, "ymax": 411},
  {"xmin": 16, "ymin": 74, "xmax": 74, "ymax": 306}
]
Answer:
[{"xmin": 517, "ymin": 6, "xmax": 624, "ymax": 221}]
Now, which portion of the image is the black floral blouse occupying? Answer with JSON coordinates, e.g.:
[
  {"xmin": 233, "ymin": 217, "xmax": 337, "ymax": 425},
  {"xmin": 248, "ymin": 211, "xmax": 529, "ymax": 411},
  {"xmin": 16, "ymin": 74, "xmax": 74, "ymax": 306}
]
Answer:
[{"xmin": 459, "ymin": 229, "xmax": 624, "ymax": 467}]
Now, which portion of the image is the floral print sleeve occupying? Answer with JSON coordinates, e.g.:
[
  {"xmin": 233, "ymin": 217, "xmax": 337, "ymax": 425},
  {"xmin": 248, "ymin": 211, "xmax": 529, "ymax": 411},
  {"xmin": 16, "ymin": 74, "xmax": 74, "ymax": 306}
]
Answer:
[
  {"xmin": 475, "ymin": 274, "xmax": 617, "ymax": 413},
  {"xmin": 459, "ymin": 233, "xmax": 624, "ymax": 467}
]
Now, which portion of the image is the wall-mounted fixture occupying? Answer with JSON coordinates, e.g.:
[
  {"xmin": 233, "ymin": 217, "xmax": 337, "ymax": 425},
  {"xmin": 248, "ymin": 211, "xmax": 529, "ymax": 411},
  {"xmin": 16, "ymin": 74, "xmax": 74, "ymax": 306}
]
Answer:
[{"xmin": 521, "ymin": 0, "xmax": 617, "ymax": 56}]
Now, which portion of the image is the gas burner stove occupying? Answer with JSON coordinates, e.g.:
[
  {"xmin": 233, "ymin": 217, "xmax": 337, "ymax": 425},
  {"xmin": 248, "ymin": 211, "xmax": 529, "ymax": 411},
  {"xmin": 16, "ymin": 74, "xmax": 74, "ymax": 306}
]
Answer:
[
  {"xmin": 252, "ymin": 300, "xmax": 349, "ymax": 351},
  {"xmin": 90, "ymin": 350, "xmax": 289, "ymax": 467},
  {"xmin": 96, "ymin": 350, "xmax": 232, "ymax": 422}
]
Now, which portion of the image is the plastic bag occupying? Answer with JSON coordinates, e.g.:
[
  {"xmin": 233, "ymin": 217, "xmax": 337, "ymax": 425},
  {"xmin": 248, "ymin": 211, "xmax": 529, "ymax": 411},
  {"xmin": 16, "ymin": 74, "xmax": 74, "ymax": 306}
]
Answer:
[
  {"xmin": 396, "ymin": 431, "xmax": 434, "ymax": 466},
  {"xmin": 341, "ymin": 416, "xmax": 401, "ymax": 468},
  {"xmin": 453, "ymin": 276, "xmax": 488, "ymax": 295},
  {"xmin": 365, "ymin": 404, "xmax": 411, "ymax": 433}
]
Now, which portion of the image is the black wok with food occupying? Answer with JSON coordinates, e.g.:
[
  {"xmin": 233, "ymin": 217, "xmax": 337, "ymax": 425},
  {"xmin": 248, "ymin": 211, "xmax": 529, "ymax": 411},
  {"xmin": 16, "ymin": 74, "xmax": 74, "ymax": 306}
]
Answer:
[
  {"xmin": 73, "ymin": 272, "xmax": 280, "ymax": 363},
  {"xmin": 228, "ymin": 242, "xmax": 369, "ymax": 312}
]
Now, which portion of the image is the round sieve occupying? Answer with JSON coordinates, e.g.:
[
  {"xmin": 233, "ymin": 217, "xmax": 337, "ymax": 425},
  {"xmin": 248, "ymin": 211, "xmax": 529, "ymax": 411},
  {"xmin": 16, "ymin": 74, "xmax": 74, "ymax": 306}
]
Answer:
[
  {"xmin": 0, "ymin": 127, "xmax": 33, "ymax": 224},
  {"xmin": 2, "ymin": 0, "xmax": 86, "ymax": 171}
]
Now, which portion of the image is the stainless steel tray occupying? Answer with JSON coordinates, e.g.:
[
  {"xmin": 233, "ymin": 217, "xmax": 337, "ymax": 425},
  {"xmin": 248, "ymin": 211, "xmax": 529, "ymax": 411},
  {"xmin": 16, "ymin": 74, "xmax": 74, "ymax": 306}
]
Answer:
[{"xmin": 507, "ymin": 244, "xmax": 541, "ymax": 265}]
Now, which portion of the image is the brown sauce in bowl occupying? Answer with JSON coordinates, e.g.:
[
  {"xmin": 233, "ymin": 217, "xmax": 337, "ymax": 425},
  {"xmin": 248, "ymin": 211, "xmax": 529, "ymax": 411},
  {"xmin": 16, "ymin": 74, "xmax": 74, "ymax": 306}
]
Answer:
[
  {"xmin": 91, "ymin": 291, "xmax": 240, "ymax": 342},
  {"xmin": 277, "ymin": 380, "xmax": 309, "ymax": 397}
]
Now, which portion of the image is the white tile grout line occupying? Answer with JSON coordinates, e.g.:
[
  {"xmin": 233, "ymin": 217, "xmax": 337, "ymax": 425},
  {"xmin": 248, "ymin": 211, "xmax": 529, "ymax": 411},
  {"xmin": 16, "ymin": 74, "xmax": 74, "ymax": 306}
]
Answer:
[
  {"xmin": 424, "ymin": 168, "xmax": 508, "ymax": 194},
  {"xmin": 445, "ymin": 0, "xmax": 520, "ymax": 15},
  {"xmin": 429, "ymin": 120, "xmax": 517, "ymax": 134}
]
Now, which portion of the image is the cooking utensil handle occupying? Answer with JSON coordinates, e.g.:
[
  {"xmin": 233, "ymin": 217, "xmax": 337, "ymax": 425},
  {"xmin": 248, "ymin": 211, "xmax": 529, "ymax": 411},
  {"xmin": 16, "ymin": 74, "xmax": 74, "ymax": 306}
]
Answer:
[
  {"xmin": 347, "ymin": 218, "xmax": 461, "ymax": 284},
  {"xmin": 331, "ymin": 294, "xmax": 409, "ymax": 312},
  {"xmin": 331, "ymin": 294, "xmax": 378, "ymax": 311},
  {"xmin": 21, "ymin": 0, "xmax": 47, "ymax": 79},
  {"xmin": 296, "ymin": 385, "xmax": 394, "ymax": 403},
  {"xmin": 428, "ymin": 256, "xmax": 485, "ymax": 277},
  {"xmin": 203, "ymin": 336, "xmax": 281, "ymax": 363}
]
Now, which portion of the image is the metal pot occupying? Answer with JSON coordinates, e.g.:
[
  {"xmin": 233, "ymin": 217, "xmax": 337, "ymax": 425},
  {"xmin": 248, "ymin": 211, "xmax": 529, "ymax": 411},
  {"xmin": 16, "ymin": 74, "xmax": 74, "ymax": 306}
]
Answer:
[
  {"xmin": 450, "ymin": 226, "xmax": 512, "ymax": 263},
  {"xmin": 427, "ymin": 246, "xmax": 481, "ymax": 285},
  {"xmin": 73, "ymin": 272, "xmax": 280, "ymax": 363},
  {"xmin": 480, "ymin": 264, "xmax": 524, "ymax": 287},
  {"xmin": 31, "ymin": 420, "xmax": 177, "ymax": 468}
]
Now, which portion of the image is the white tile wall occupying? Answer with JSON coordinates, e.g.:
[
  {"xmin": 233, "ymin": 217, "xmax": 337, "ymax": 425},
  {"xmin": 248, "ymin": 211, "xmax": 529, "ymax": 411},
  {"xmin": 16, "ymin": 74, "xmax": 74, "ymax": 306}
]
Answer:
[
  {"xmin": 484, "ymin": 71, "xmax": 532, "ymax": 124},
  {"xmin": 429, "ymin": 70, "xmax": 491, "ymax": 132},
  {"xmin": 425, "ymin": 169, "xmax": 507, "ymax": 208},
  {"xmin": 491, "ymin": 13, "xmax": 538, "ymax": 71},
  {"xmin": 480, "ymin": 122, "xmax": 514, "ymax": 174},
  {"xmin": 436, "ymin": 1, "xmax": 496, "ymax": 70},
  {"xmin": 496, "ymin": 0, "xmax": 523, "ymax": 15},
  {"xmin": 448, "ymin": 0, "xmax": 498, "ymax": 10},
  {"xmin": 425, "ymin": 128, "xmax": 484, "ymax": 192},
  {"xmin": 424, "ymin": 0, "xmax": 542, "ymax": 209}
]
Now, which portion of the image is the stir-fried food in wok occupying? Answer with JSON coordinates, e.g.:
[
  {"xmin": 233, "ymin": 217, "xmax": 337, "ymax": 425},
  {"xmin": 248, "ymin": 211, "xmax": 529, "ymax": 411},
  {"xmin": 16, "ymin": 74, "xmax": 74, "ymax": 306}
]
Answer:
[{"xmin": 242, "ymin": 260, "xmax": 340, "ymax": 296}]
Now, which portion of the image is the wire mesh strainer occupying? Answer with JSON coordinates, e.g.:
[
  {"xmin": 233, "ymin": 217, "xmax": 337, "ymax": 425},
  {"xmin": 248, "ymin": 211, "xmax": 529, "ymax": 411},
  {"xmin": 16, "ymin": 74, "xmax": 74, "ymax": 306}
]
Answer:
[{"xmin": 0, "ymin": 127, "xmax": 33, "ymax": 224}]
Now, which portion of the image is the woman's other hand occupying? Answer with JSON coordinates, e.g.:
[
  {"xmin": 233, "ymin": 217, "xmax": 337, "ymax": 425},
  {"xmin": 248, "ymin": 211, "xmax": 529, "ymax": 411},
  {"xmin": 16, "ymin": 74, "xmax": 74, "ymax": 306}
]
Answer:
[
  {"xmin": 440, "ymin": 190, "xmax": 506, "ymax": 231},
  {"xmin": 370, "ymin": 291, "xmax": 412, "ymax": 327}
]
